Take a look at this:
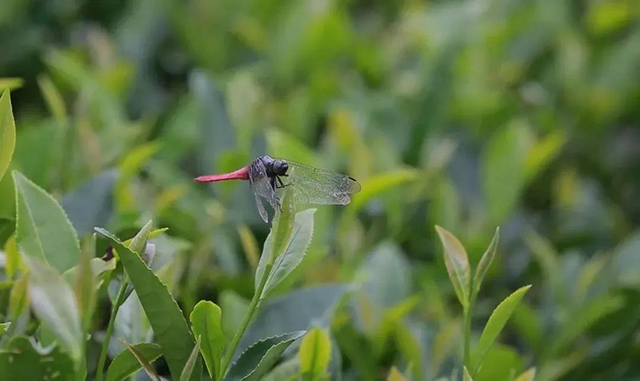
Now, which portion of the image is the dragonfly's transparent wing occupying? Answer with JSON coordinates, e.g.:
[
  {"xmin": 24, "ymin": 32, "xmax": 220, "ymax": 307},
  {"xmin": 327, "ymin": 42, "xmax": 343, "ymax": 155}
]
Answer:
[
  {"xmin": 280, "ymin": 160, "xmax": 361, "ymax": 205},
  {"xmin": 249, "ymin": 160, "xmax": 280, "ymax": 221},
  {"xmin": 254, "ymin": 191, "xmax": 269, "ymax": 223}
]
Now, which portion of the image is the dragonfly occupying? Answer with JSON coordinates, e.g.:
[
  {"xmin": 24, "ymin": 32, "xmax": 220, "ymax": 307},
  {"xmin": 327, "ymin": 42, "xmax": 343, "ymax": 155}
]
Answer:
[{"xmin": 195, "ymin": 156, "xmax": 361, "ymax": 222}]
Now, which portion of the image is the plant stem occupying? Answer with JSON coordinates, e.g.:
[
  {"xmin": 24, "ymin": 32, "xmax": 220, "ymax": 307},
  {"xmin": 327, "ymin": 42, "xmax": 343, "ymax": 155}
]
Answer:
[
  {"xmin": 463, "ymin": 297, "xmax": 475, "ymax": 372},
  {"xmin": 218, "ymin": 263, "xmax": 273, "ymax": 380},
  {"xmin": 96, "ymin": 280, "xmax": 129, "ymax": 381}
]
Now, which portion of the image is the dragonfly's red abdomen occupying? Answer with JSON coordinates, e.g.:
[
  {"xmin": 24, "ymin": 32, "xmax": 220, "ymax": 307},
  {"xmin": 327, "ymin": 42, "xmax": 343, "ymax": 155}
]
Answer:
[{"xmin": 194, "ymin": 166, "xmax": 250, "ymax": 182}]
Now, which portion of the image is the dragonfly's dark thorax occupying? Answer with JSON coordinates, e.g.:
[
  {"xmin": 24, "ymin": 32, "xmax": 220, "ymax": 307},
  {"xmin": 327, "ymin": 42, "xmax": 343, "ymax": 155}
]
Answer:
[{"xmin": 258, "ymin": 156, "xmax": 288, "ymax": 177}]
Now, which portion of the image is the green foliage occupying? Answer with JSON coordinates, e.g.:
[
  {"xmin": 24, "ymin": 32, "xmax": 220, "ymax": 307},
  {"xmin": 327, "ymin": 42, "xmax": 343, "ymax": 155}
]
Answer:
[
  {"xmin": 96, "ymin": 227, "xmax": 201, "ymax": 381},
  {"xmin": 1, "ymin": 0, "xmax": 639, "ymax": 379},
  {"xmin": 106, "ymin": 343, "xmax": 162, "ymax": 381}
]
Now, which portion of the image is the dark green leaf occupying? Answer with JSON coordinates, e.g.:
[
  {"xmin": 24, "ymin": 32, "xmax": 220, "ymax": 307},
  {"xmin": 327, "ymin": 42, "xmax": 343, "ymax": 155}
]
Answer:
[
  {"xmin": 105, "ymin": 343, "xmax": 162, "ymax": 381},
  {"xmin": 227, "ymin": 331, "xmax": 306, "ymax": 381},
  {"xmin": 126, "ymin": 342, "xmax": 161, "ymax": 381},
  {"xmin": 0, "ymin": 336, "xmax": 75, "ymax": 379}
]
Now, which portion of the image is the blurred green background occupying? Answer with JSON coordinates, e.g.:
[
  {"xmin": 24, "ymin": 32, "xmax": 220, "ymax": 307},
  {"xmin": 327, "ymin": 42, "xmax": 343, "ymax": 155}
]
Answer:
[{"xmin": 1, "ymin": 0, "xmax": 640, "ymax": 379}]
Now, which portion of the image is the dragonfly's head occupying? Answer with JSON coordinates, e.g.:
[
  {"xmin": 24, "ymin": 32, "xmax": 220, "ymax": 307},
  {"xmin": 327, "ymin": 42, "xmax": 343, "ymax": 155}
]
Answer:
[{"xmin": 272, "ymin": 160, "xmax": 289, "ymax": 176}]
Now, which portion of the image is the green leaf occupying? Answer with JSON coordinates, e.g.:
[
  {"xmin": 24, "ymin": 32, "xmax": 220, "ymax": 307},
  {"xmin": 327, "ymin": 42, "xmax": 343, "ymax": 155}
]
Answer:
[
  {"xmin": 482, "ymin": 122, "xmax": 530, "ymax": 224},
  {"xmin": 227, "ymin": 331, "xmax": 306, "ymax": 381},
  {"xmin": 349, "ymin": 169, "xmax": 419, "ymax": 213},
  {"xmin": 0, "ymin": 336, "xmax": 75, "ymax": 379},
  {"xmin": 524, "ymin": 130, "xmax": 565, "ymax": 182},
  {"xmin": 270, "ymin": 187, "xmax": 295, "ymax": 265},
  {"xmin": 106, "ymin": 343, "xmax": 162, "ymax": 381},
  {"xmin": 0, "ymin": 322, "xmax": 10, "ymax": 337},
  {"xmin": 190, "ymin": 301, "xmax": 225, "ymax": 380},
  {"xmin": 129, "ymin": 220, "xmax": 153, "ymax": 256},
  {"xmin": 13, "ymin": 171, "xmax": 80, "ymax": 273},
  {"xmin": 25, "ymin": 257, "xmax": 83, "ymax": 362},
  {"xmin": 300, "ymin": 328, "xmax": 331, "ymax": 381},
  {"xmin": 471, "ymin": 285, "xmax": 532, "ymax": 373},
  {"xmin": 386, "ymin": 366, "xmax": 408, "ymax": 381},
  {"xmin": 37, "ymin": 74, "xmax": 68, "ymax": 126},
  {"xmin": 463, "ymin": 366, "xmax": 473, "ymax": 381},
  {"xmin": 547, "ymin": 295, "xmax": 624, "ymax": 358},
  {"xmin": 95, "ymin": 227, "xmax": 201, "ymax": 381},
  {"xmin": 514, "ymin": 367, "xmax": 536, "ymax": 381},
  {"xmin": 472, "ymin": 228, "xmax": 500, "ymax": 300},
  {"xmin": 0, "ymin": 90, "xmax": 16, "ymax": 182},
  {"xmin": 0, "ymin": 78, "xmax": 24, "ymax": 91},
  {"xmin": 126, "ymin": 342, "xmax": 161, "ymax": 381},
  {"xmin": 475, "ymin": 344, "xmax": 523, "ymax": 381},
  {"xmin": 435, "ymin": 226, "xmax": 470, "ymax": 308},
  {"xmin": 75, "ymin": 246, "xmax": 96, "ymax": 331},
  {"xmin": 237, "ymin": 286, "xmax": 345, "ymax": 354},
  {"xmin": 9, "ymin": 273, "xmax": 29, "ymax": 320},
  {"xmin": 256, "ymin": 209, "xmax": 315, "ymax": 297},
  {"xmin": 180, "ymin": 336, "xmax": 201, "ymax": 381},
  {"xmin": 62, "ymin": 170, "xmax": 118, "ymax": 237}
]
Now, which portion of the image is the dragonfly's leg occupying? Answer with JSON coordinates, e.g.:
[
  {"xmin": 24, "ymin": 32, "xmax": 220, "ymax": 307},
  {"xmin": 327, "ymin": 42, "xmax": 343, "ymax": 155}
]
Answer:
[{"xmin": 276, "ymin": 176, "xmax": 292, "ymax": 189}]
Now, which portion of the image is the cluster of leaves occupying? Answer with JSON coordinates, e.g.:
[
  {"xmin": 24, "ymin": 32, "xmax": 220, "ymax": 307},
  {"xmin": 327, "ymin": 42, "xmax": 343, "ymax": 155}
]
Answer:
[{"xmin": 1, "ymin": 0, "xmax": 640, "ymax": 379}]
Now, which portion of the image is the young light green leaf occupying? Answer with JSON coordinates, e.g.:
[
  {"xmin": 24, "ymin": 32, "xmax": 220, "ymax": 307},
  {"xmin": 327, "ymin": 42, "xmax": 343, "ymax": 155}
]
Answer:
[
  {"xmin": 95, "ymin": 227, "xmax": 201, "ymax": 381},
  {"xmin": 349, "ymin": 169, "xmax": 419, "ymax": 213},
  {"xmin": 37, "ymin": 74, "xmax": 68, "ymax": 126},
  {"xmin": 0, "ymin": 90, "xmax": 16, "ymax": 182},
  {"xmin": 300, "ymin": 328, "xmax": 331, "ymax": 381},
  {"xmin": 25, "ymin": 257, "xmax": 83, "ymax": 362},
  {"xmin": 105, "ymin": 343, "xmax": 162, "ymax": 381},
  {"xmin": 514, "ymin": 367, "xmax": 536, "ymax": 381},
  {"xmin": 226, "ymin": 331, "xmax": 306, "ymax": 381},
  {"xmin": 9, "ymin": 273, "xmax": 29, "ymax": 320},
  {"xmin": 0, "ymin": 78, "xmax": 24, "ymax": 90},
  {"xmin": 435, "ymin": 226, "xmax": 470, "ymax": 308},
  {"xmin": 75, "ymin": 247, "xmax": 96, "ymax": 331},
  {"xmin": 472, "ymin": 227, "xmax": 500, "ymax": 300},
  {"xmin": 0, "ymin": 322, "xmax": 10, "ymax": 337},
  {"xmin": 13, "ymin": 171, "xmax": 80, "ymax": 273},
  {"xmin": 126, "ymin": 342, "xmax": 161, "ymax": 381},
  {"xmin": 387, "ymin": 366, "xmax": 408, "ymax": 381},
  {"xmin": 270, "ymin": 187, "xmax": 296, "ymax": 265},
  {"xmin": 256, "ymin": 209, "xmax": 315, "ymax": 297},
  {"xmin": 190, "ymin": 301, "xmax": 225, "ymax": 379},
  {"xmin": 128, "ymin": 220, "xmax": 154, "ymax": 256},
  {"xmin": 180, "ymin": 336, "xmax": 201, "ymax": 381},
  {"xmin": 463, "ymin": 366, "xmax": 473, "ymax": 381},
  {"xmin": 471, "ymin": 285, "xmax": 532, "ymax": 373},
  {"xmin": 0, "ymin": 336, "xmax": 75, "ymax": 379}
]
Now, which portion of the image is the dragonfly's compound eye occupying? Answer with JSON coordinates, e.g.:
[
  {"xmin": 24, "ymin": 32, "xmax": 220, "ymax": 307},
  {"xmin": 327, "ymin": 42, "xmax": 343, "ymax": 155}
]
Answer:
[{"xmin": 274, "ymin": 160, "xmax": 289, "ymax": 176}]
